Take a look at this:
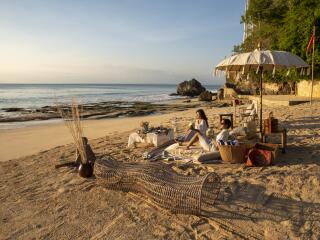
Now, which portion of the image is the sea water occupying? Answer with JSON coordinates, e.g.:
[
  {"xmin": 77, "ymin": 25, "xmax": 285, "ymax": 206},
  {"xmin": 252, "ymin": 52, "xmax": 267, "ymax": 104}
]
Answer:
[{"xmin": 0, "ymin": 84, "xmax": 220, "ymax": 109}]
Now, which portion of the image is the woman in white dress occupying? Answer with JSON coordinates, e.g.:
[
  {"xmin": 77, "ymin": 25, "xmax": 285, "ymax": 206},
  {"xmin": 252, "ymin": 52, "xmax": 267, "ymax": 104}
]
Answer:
[{"xmin": 182, "ymin": 109, "xmax": 210, "ymax": 143}]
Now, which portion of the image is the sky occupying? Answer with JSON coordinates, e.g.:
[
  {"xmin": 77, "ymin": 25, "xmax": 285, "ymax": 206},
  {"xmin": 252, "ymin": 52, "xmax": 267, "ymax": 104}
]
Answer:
[{"xmin": 0, "ymin": 0, "xmax": 245, "ymax": 85}]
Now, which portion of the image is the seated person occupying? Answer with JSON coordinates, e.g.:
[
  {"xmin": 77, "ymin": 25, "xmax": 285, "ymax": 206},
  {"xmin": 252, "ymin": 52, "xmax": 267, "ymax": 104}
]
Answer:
[
  {"xmin": 185, "ymin": 118, "xmax": 231, "ymax": 151},
  {"xmin": 182, "ymin": 109, "xmax": 209, "ymax": 142}
]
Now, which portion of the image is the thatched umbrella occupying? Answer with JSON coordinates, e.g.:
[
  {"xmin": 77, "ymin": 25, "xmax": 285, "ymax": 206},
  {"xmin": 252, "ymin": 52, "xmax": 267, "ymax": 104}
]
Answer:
[{"xmin": 214, "ymin": 48, "xmax": 308, "ymax": 135}]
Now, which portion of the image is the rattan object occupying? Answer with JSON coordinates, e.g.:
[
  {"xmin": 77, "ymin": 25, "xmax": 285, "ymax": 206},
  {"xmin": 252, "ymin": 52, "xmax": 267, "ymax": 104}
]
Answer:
[{"xmin": 95, "ymin": 159, "xmax": 221, "ymax": 215}]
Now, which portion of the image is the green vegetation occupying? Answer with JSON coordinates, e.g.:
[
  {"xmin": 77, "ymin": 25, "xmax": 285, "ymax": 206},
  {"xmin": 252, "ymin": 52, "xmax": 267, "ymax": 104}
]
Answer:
[{"xmin": 234, "ymin": 0, "xmax": 320, "ymax": 80}]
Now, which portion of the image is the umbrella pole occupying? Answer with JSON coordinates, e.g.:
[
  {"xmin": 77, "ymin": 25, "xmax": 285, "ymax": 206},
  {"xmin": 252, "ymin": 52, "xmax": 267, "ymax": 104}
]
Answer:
[
  {"xmin": 310, "ymin": 24, "xmax": 316, "ymax": 106},
  {"xmin": 259, "ymin": 68, "xmax": 263, "ymax": 140}
]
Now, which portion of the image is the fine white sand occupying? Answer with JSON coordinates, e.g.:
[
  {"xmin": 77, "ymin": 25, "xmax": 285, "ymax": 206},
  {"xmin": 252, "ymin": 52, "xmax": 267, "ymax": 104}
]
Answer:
[{"xmin": 1, "ymin": 102, "xmax": 320, "ymax": 239}]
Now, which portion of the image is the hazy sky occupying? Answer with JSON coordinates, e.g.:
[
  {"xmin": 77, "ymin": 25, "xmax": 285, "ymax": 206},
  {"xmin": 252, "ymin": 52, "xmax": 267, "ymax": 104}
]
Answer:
[{"xmin": 0, "ymin": 0, "xmax": 245, "ymax": 84}]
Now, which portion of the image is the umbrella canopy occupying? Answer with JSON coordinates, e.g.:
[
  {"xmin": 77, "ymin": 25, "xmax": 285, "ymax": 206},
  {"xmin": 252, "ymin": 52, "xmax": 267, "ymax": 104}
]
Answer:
[
  {"xmin": 214, "ymin": 49, "xmax": 309, "ymax": 137},
  {"xmin": 215, "ymin": 49, "xmax": 308, "ymax": 75}
]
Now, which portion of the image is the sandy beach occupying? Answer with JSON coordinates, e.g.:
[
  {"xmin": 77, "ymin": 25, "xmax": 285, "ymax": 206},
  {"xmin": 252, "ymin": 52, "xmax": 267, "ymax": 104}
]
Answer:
[
  {"xmin": 0, "ymin": 98, "xmax": 208, "ymax": 162},
  {"xmin": 1, "ymin": 0, "xmax": 320, "ymax": 239},
  {"xmin": 1, "ymin": 101, "xmax": 320, "ymax": 239},
  {"xmin": 0, "ymin": 112, "xmax": 183, "ymax": 162}
]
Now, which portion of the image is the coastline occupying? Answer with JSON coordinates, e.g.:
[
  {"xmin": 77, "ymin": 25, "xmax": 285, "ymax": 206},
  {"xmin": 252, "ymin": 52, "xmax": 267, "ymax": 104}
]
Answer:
[
  {"xmin": 0, "ymin": 98, "xmax": 207, "ymax": 161},
  {"xmin": 0, "ymin": 83, "xmax": 221, "ymax": 124},
  {"xmin": 0, "ymin": 98, "xmax": 197, "ymax": 126},
  {"xmin": 0, "ymin": 99, "xmax": 189, "ymax": 123},
  {"xmin": 0, "ymin": 96, "xmax": 230, "ymax": 162}
]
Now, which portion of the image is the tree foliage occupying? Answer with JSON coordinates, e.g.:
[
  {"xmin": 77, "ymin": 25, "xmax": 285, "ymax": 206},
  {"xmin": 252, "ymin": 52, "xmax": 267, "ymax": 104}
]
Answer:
[{"xmin": 234, "ymin": 0, "xmax": 320, "ymax": 79}]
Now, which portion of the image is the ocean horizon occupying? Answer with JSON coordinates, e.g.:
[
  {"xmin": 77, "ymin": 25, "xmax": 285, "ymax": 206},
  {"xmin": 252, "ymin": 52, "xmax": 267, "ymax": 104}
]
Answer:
[{"xmin": 0, "ymin": 83, "xmax": 221, "ymax": 109}]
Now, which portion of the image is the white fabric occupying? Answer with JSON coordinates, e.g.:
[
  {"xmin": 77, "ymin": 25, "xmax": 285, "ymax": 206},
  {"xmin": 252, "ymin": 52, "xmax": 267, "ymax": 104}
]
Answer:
[
  {"xmin": 214, "ymin": 49, "xmax": 308, "ymax": 75},
  {"xmin": 248, "ymin": 109, "xmax": 256, "ymax": 121},
  {"xmin": 245, "ymin": 103, "xmax": 254, "ymax": 113},
  {"xmin": 165, "ymin": 144, "xmax": 205, "ymax": 161},
  {"xmin": 194, "ymin": 119, "xmax": 208, "ymax": 136},
  {"xmin": 164, "ymin": 143, "xmax": 180, "ymax": 152},
  {"xmin": 128, "ymin": 130, "xmax": 174, "ymax": 147},
  {"xmin": 242, "ymin": 101, "xmax": 257, "ymax": 122},
  {"xmin": 145, "ymin": 130, "xmax": 174, "ymax": 147},
  {"xmin": 216, "ymin": 129, "xmax": 229, "ymax": 143},
  {"xmin": 198, "ymin": 129, "xmax": 229, "ymax": 152},
  {"xmin": 230, "ymin": 127, "xmax": 247, "ymax": 137},
  {"xmin": 127, "ymin": 132, "xmax": 145, "ymax": 147},
  {"xmin": 198, "ymin": 135, "xmax": 211, "ymax": 152}
]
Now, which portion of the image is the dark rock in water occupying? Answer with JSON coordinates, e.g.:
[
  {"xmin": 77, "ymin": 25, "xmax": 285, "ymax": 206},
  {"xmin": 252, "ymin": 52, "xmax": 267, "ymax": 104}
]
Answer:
[
  {"xmin": 198, "ymin": 91, "xmax": 213, "ymax": 101},
  {"xmin": 1, "ymin": 100, "xmax": 204, "ymax": 123},
  {"xmin": 177, "ymin": 79, "xmax": 206, "ymax": 96},
  {"xmin": 169, "ymin": 93, "xmax": 179, "ymax": 96},
  {"xmin": 2, "ymin": 107, "xmax": 24, "ymax": 112}
]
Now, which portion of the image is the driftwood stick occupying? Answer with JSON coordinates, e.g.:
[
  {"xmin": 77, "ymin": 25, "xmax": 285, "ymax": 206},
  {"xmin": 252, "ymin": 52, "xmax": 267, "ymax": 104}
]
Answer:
[{"xmin": 55, "ymin": 161, "xmax": 76, "ymax": 169}]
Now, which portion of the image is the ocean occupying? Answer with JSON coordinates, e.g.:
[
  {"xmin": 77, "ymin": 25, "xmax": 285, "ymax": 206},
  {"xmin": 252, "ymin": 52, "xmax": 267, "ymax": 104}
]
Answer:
[{"xmin": 0, "ymin": 84, "xmax": 221, "ymax": 109}]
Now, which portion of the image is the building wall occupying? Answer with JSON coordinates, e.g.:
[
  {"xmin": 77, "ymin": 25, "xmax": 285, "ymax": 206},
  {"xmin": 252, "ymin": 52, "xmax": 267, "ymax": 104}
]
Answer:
[
  {"xmin": 223, "ymin": 87, "xmax": 238, "ymax": 99},
  {"xmin": 297, "ymin": 80, "xmax": 320, "ymax": 98},
  {"xmin": 264, "ymin": 83, "xmax": 281, "ymax": 94}
]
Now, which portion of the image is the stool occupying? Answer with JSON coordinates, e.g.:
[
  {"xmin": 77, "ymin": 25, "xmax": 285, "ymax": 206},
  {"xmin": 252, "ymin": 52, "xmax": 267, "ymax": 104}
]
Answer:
[
  {"xmin": 262, "ymin": 128, "xmax": 287, "ymax": 153},
  {"xmin": 219, "ymin": 113, "xmax": 234, "ymax": 129}
]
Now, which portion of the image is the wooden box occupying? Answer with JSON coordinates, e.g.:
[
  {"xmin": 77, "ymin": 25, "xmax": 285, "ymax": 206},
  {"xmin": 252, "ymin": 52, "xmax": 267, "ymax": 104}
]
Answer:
[{"xmin": 264, "ymin": 118, "xmax": 278, "ymax": 133}]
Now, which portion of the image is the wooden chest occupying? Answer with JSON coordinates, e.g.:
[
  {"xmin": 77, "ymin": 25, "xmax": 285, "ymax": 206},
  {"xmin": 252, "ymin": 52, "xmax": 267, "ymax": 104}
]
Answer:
[{"xmin": 264, "ymin": 118, "xmax": 278, "ymax": 133}]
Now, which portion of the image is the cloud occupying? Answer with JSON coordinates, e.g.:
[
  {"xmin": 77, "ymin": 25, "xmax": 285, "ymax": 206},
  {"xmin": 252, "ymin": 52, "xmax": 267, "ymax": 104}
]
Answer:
[{"xmin": 0, "ymin": 62, "xmax": 188, "ymax": 84}]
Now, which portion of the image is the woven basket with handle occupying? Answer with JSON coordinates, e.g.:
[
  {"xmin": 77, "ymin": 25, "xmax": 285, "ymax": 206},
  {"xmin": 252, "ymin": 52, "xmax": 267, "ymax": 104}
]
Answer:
[{"xmin": 218, "ymin": 144, "xmax": 247, "ymax": 163}]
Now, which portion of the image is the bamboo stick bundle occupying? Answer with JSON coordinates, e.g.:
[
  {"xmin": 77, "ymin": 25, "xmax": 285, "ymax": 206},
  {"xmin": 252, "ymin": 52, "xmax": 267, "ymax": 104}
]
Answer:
[{"xmin": 57, "ymin": 98, "xmax": 87, "ymax": 164}]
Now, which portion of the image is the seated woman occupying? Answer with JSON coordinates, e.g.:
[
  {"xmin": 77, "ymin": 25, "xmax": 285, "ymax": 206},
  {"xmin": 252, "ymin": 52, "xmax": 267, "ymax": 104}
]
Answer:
[
  {"xmin": 182, "ymin": 109, "xmax": 209, "ymax": 142},
  {"xmin": 186, "ymin": 119, "xmax": 232, "ymax": 162}
]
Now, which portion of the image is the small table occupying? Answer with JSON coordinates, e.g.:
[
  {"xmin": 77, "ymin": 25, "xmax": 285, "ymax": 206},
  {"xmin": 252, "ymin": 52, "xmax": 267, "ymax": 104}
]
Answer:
[
  {"xmin": 146, "ymin": 130, "xmax": 174, "ymax": 147},
  {"xmin": 262, "ymin": 129, "xmax": 287, "ymax": 153},
  {"xmin": 219, "ymin": 113, "xmax": 234, "ymax": 129}
]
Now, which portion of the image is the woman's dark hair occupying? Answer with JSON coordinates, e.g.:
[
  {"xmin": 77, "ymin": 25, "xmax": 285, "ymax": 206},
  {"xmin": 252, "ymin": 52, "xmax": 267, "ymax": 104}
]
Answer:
[
  {"xmin": 221, "ymin": 119, "xmax": 232, "ymax": 129},
  {"xmin": 196, "ymin": 109, "xmax": 209, "ymax": 127}
]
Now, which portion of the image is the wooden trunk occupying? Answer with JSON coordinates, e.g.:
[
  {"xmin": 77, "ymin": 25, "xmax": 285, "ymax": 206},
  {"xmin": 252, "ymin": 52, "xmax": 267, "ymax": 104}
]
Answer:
[{"xmin": 264, "ymin": 118, "xmax": 278, "ymax": 133}]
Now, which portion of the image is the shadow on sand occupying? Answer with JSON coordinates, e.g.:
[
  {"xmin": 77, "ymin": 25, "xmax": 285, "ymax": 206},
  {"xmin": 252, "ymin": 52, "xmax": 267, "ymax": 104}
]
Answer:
[{"xmin": 199, "ymin": 182, "xmax": 320, "ymax": 238}]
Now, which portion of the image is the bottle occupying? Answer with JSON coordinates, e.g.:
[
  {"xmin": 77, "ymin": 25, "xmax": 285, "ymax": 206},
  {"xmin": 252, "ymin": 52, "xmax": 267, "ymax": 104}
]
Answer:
[
  {"xmin": 171, "ymin": 118, "xmax": 177, "ymax": 138},
  {"xmin": 269, "ymin": 112, "xmax": 273, "ymax": 119}
]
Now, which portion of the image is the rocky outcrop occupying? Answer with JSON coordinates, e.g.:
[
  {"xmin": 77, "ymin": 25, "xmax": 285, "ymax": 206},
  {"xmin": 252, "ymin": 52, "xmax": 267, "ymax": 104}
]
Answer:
[
  {"xmin": 177, "ymin": 79, "xmax": 206, "ymax": 96},
  {"xmin": 223, "ymin": 87, "xmax": 238, "ymax": 99},
  {"xmin": 198, "ymin": 91, "xmax": 213, "ymax": 101},
  {"xmin": 227, "ymin": 72, "xmax": 296, "ymax": 95},
  {"xmin": 2, "ymin": 107, "xmax": 24, "ymax": 112}
]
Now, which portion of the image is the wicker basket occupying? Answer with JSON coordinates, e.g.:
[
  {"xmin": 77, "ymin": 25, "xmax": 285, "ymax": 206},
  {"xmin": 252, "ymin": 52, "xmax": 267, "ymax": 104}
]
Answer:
[{"xmin": 218, "ymin": 144, "xmax": 247, "ymax": 163}]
